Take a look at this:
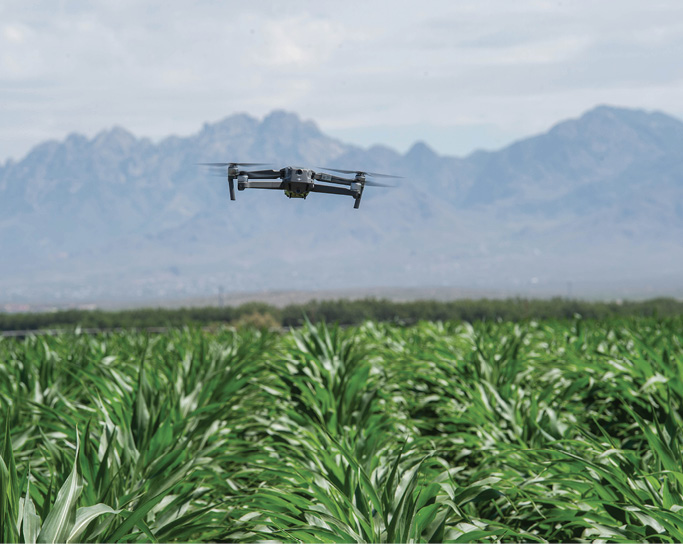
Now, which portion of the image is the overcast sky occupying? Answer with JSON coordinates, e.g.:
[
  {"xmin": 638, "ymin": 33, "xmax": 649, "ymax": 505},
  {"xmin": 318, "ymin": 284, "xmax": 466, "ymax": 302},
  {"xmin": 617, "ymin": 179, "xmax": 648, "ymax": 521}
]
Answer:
[{"xmin": 2, "ymin": 0, "xmax": 683, "ymax": 162}]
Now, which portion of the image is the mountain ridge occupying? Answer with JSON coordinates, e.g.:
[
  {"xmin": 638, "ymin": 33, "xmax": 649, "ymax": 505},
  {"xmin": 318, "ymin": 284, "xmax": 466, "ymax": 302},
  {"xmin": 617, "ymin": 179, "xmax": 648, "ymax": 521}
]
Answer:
[{"xmin": 1, "ymin": 105, "xmax": 682, "ymax": 304}]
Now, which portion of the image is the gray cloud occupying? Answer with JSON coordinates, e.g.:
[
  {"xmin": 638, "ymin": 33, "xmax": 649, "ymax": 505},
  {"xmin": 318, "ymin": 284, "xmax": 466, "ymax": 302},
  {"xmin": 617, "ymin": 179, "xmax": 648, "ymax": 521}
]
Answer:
[{"xmin": 2, "ymin": 0, "xmax": 683, "ymax": 161}]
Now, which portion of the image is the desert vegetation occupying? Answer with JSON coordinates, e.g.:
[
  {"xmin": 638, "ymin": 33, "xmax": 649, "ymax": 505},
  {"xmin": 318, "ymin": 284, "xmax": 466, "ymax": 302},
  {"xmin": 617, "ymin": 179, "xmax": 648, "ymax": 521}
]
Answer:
[{"xmin": 1, "ymin": 316, "xmax": 683, "ymax": 541}]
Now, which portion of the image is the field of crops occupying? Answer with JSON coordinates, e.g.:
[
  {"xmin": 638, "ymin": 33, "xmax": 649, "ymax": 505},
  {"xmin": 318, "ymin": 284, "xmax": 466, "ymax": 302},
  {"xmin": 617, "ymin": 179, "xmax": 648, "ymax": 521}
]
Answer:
[{"xmin": 1, "ymin": 317, "xmax": 682, "ymax": 542}]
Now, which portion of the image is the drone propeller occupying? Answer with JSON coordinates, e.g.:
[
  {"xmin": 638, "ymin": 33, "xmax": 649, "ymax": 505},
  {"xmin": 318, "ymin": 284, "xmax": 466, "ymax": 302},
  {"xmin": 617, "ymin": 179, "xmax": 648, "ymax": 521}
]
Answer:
[
  {"xmin": 318, "ymin": 167, "xmax": 402, "ymax": 179},
  {"xmin": 362, "ymin": 179, "xmax": 393, "ymax": 188},
  {"xmin": 199, "ymin": 162, "xmax": 271, "ymax": 167}
]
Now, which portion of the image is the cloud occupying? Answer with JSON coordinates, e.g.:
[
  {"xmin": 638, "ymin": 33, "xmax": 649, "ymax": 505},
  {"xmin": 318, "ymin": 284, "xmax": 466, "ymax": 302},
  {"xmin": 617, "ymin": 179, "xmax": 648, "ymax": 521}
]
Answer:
[
  {"xmin": 1, "ymin": 0, "xmax": 683, "ymax": 161},
  {"xmin": 249, "ymin": 16, "xmax": 348, "ymax": 68},
  {"xmin": 2, "ymin": 23, "xmax": 27, "ymax": 44}
]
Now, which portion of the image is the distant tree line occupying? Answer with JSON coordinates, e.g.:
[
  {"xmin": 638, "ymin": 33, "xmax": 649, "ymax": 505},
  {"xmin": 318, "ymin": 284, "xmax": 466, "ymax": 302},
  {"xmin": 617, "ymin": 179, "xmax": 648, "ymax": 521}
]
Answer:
[
  {"xmin": 279, "ymin": 297, "xmax": 683, "ymax": 326},
  {"xmin": 1, "ymin": 297, "xmax": 683, "ymax": 332}
]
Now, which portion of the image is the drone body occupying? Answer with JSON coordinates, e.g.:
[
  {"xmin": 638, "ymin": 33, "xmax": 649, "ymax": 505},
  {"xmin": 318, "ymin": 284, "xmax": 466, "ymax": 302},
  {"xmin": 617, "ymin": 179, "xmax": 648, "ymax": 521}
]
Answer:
[{"xmin": 203, "ymin": 163, "xmax": 398, "ymax": 209}]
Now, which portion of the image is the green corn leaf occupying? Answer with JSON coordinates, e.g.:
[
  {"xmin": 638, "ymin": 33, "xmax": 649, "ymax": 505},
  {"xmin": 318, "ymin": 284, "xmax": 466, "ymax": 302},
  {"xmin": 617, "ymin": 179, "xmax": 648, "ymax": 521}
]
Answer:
[
  {"xmin": 39, "ymin": 474, "xmax": 54, "ymax": 523},
  {"xmin": 16, "ymin": 465, "xmax": 30, "ymax": 534},
  {"xmin": 21, "ymin": 482, "xmax": 41, "ymax": 544},
  {"xmin": 154, "ymin": 502, "xmax": 221, "ymax": 541},
  {"xmin": 37, "ymin": 436, "xmax": 83, "ymax": 544},
  {"xmin": 93, "ymin": 426, "xmax": 117, "ymax": 501},
  {"xmin": 411, "ymin": 503, "xmax": 442, "ymax": 539},
  {"xmin": 67, "ymin": 504, "xmax": 120, "ymax": 543},
  {"xmin": 1, "ymin": 417, "xmax": 19, "ymax": 544},
  {"xmin": 78, "ymin": 421, "xmax": 96, "ymax": 505},
  {"xmin": 106, "ymin": 459, "xmax": 189, "ymax": 542},
  {"xmin": 1, "ymin": 456, "xmax": 13, "ymax": 544},
  {"xmin": 288, "ymin": 528, "xmax": 353, "ymax": 543},
  {"xmin": 453, "ymin": 527, "xmax": 508, "ymax": 542}
]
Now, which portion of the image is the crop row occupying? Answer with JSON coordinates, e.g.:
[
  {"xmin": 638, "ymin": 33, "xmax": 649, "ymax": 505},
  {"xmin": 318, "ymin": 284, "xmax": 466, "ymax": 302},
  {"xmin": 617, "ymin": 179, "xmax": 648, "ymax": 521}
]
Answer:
[{"xmin": 1, "ymin": 317, "xmax": 682, "ymax": 542}]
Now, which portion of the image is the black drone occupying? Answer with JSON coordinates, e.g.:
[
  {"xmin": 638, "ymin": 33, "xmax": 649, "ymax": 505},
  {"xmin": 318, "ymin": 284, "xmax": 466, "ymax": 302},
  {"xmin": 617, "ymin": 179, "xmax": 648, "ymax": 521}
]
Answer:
[{"xmin": 202, "ymin": 163, "xmax": 399, "ymax": 209}]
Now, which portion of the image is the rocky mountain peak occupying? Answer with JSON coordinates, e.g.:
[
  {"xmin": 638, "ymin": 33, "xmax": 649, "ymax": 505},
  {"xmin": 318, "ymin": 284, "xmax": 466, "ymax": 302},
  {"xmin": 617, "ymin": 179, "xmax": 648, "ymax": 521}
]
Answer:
[
  {"xmin": 259, "ymin": 110, "xmax": 322, "ymax": 138},
  {"xmin": 548, "ymin": 105, "xmax": 683, "ymax": 154},
  {"xmin": 93, "ymin": 126, "xmax": 137, "ymax": 148},
  {"xmin": 406, "ymin": 141, "xmax": 438, "ymax": 160},
  {"xmin": 200, "ymin": 113, "xmax": 259, "ymax": 138}
]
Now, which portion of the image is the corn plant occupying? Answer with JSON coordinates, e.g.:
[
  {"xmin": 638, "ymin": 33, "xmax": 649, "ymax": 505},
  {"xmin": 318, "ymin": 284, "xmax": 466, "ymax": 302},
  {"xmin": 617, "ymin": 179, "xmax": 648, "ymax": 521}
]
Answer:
[{"xmin": 1, "ymin": 316, "xmax": 682, "ymax": 541}]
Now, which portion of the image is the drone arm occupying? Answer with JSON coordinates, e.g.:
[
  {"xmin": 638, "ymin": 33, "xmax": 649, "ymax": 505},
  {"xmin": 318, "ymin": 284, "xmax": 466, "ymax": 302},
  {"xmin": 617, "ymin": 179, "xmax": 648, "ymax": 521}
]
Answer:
[
  {"xmin": 242, "ymin": 169, "xmax": 283, "ymax": 179},
  {"xmin": 238, "ymin": 180, "xmax": 286, "ymax": 191},
  {"xmin": 312, "ymin": 172, "xmax": 354, "ymax": 186},
  {"xmin": 312, "ymin": 184, "xmax": 363, "ymax": 208},
  {"xmin": 310, "ymin": 184, "xmax": 355, "ymax": 197}
]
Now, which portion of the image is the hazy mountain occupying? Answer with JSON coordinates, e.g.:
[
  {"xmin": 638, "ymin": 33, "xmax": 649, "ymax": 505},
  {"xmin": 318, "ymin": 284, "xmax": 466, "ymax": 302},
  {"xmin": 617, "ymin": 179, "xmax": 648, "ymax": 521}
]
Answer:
[{"xmin": 1, "ymin": 106, "xmax": 682, "ymax": 304}]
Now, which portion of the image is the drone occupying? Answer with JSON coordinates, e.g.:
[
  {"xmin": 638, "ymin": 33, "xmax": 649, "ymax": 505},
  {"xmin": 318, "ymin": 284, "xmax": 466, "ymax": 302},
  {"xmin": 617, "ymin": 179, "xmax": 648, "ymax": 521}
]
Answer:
[{"xmin": 202, "ymin": 163, "xmax": 400, "ymax": 208}]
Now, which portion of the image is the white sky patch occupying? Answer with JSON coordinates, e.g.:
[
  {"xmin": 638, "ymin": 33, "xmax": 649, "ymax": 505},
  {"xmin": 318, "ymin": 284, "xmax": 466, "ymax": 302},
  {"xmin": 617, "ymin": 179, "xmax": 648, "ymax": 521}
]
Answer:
[
  {"xmin": 1, "ymin": 0, "xmax": 683, "ymax": 161},
  {"xmin": 2, "ymin": 23, "xmax": 27, "ymax": 44},
  {"xmin": 0, "ymin": 22, "xmax": 40, "ymax": 79},
  {"xmin": 252, "ymin": 16, "xmax": 347, "ymax": 68}
]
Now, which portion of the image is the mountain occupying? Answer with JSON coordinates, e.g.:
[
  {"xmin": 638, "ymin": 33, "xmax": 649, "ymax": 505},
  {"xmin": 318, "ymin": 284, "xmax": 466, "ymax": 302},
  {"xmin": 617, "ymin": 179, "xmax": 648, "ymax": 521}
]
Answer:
[{"xmin": 1, "ymin": 106, "xmax": 682, "ymax": 305}]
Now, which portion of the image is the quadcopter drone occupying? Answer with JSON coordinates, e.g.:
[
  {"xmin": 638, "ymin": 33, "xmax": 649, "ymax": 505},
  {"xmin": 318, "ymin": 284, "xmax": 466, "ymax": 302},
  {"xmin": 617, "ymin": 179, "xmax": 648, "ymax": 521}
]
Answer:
[{"xmin": 202, "ymin": 163, "xmax": 399, "ymax": 208}]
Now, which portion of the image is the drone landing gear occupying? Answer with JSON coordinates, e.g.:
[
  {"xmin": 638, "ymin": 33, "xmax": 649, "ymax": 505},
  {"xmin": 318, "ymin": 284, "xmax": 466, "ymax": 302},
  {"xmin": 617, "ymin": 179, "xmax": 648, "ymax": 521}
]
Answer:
[
  {"xmin": 228, "ymin": 178, "xmax": 236, "ymax": 200},
  {"xmin": 354, "ymin": 195, "xmax": 362, "ymax": 209}
]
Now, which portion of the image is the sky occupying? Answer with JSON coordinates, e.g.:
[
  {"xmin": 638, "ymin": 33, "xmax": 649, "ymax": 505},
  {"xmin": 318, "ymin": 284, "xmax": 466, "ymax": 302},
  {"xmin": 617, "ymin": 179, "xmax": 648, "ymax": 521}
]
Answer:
[{"xmin": 2, "ymin": 0, "xmax": 683, "ymax": 163}]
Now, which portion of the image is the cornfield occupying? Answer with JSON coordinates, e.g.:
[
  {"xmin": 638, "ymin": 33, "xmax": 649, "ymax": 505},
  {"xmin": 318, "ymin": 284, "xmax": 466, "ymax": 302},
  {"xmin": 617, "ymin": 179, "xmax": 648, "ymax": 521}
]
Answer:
[{"xmin": 1, "ymin": 317, "xmax": 682, "ymax": 542}]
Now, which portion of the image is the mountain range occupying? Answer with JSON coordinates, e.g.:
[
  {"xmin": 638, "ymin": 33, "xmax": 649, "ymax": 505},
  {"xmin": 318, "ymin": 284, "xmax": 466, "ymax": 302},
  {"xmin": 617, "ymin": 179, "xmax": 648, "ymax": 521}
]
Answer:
[{"xmin": 1, "ymin": 105, "xmax": 682, "ymax": 305}]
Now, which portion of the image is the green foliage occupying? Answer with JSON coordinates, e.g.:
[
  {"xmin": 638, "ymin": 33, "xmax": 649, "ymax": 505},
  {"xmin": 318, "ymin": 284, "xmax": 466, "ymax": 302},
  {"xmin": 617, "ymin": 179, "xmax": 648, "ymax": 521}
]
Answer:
[
  {"xmin": 231, "ymin": 310, "xmax": 282, "ymax": 331},
  {"xmin": 1, "ymin": 317, "xmax": 683, "ymax": 541},
  {"xmin": 2, "ymin": 296, "xmax": 683, "ymax": 332}
]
